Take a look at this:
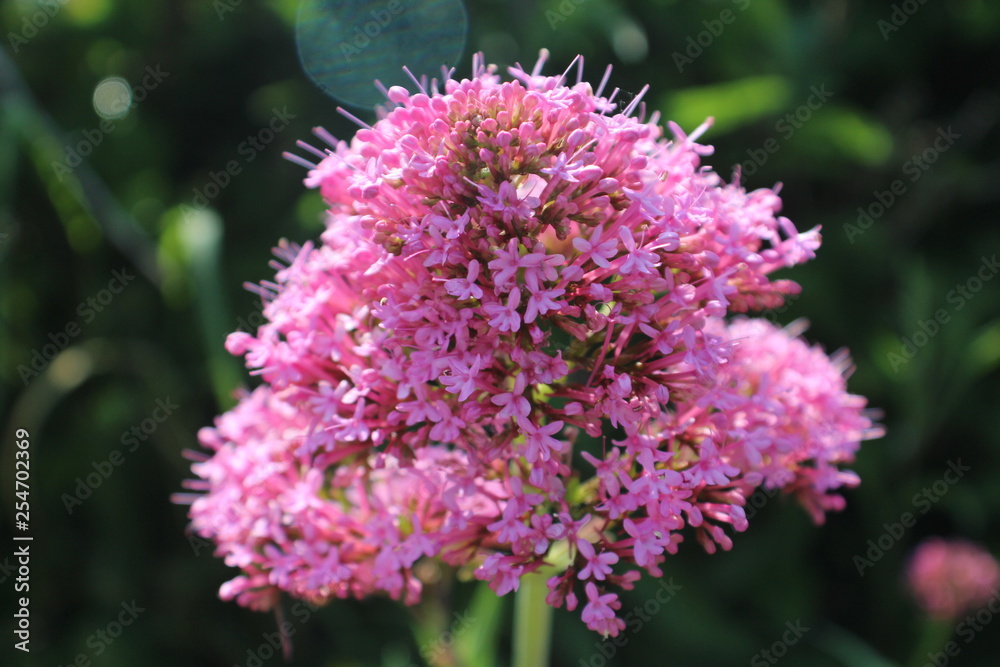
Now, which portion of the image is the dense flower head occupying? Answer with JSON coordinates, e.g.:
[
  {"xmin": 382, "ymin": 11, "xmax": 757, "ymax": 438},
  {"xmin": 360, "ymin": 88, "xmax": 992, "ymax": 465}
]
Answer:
[
  {"xmin": 178, "ymin": 51, "xmax": 883, "ymax": 635},
  {"xmin": 906, "ymin": 538, "xmax": 1000, "ymax": 620}
]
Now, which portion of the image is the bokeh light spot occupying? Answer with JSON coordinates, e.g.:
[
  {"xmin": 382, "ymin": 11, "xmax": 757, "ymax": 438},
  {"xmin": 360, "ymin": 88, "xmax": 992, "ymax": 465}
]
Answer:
[
  {"xmin": 65, "ymin": 0, "xmax": 113, "ymax": 27},
  {"xmin": 93, "ymin": 76, "xmax": 132, "ymax": 119}
]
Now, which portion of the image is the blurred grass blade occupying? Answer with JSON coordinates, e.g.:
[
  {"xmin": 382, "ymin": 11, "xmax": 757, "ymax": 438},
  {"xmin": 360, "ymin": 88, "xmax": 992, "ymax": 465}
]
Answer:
[
  {"xmin": 0, "ymin": 46, "xmax": 161, "ymax": 286},
  {"xmin": 453, "ymin": 581, "xmax": 506, "ymax": 667},
  {"xmin": 173, "ymin": 206, "xmax": 240, "ymax": 406}
]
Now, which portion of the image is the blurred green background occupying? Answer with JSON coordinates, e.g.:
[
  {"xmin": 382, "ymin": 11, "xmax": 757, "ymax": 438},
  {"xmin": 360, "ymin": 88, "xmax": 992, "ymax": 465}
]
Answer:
[{"xmin": 2, "ymin": 0, "xmax": 999, "ymax": 665}]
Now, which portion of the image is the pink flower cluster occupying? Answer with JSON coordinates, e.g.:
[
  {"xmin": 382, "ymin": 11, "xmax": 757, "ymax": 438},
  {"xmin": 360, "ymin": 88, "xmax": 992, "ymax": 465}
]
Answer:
[
  {"xmin": 178, "ymin": 52, "xmax": 882, "ymax": 635},
  {"xmin": 907, "ymin": 538, "xmax": 1000, "ymax": 620}
]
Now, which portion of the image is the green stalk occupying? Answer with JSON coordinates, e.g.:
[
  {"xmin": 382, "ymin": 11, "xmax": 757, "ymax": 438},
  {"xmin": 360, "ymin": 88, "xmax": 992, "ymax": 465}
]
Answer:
[
  {"xmin": 905, "ymin": 616, "xmax": 953, "ymax": 667},
  {"xmin": 513, "ymin": 572, "xmax": 553, "ymax": 667}
]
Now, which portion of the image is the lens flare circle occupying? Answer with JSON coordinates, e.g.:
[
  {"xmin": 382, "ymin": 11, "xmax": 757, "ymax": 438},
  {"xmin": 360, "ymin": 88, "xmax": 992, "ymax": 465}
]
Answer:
[{"xmin": 295, "ymin": 0, "xmax": 468, "ymax": 108}]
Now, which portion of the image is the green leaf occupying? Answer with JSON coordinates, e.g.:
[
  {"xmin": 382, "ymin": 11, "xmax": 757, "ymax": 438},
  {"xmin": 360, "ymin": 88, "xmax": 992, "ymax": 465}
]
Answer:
[{"xmin": 660, "ymin": 75, "xmax": 791, "ymax": 135}]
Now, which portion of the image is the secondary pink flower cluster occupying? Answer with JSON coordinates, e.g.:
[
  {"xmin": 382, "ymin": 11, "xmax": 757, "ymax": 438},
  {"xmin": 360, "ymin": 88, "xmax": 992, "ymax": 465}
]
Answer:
[
  {"xmin": 178, "ymin": 52, "xmax": 882, "ymax": 635},
  {"xmin": 907, "ymin": 538, "xmax": 1000, "ymax": 620}
]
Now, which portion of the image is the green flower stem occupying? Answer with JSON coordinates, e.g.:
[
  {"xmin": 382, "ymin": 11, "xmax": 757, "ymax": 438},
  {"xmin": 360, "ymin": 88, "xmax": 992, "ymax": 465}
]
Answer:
[
  {"xmin": 906, "ymin": 616, "xmax": 953, "ymax": 667},
  {"xmin": 513, "ymin": 571, "xmax": 553, "ymax": 667}
]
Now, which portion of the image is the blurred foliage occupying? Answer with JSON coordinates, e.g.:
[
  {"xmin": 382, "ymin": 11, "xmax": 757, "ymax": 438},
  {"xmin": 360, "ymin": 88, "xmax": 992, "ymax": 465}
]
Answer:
[{"xmin": 2, "ymin": 0, "xmax": 999, "ymax": 665}]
